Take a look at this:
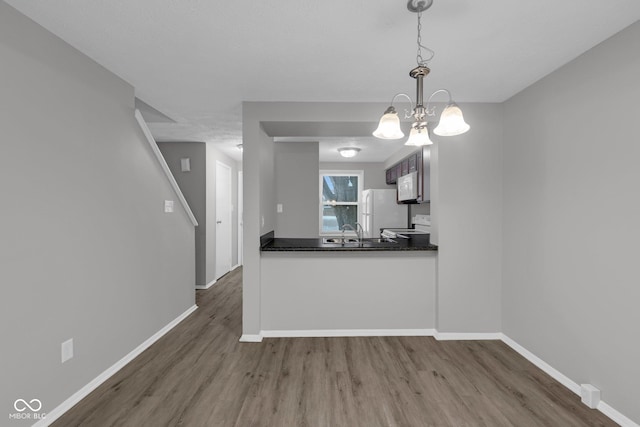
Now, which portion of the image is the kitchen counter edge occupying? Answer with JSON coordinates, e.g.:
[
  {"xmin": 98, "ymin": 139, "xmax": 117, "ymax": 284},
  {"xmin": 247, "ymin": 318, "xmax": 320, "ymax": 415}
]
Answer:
[{"xmin": 259, "ymin": 232, "xmax": 438, "ymax": 252}]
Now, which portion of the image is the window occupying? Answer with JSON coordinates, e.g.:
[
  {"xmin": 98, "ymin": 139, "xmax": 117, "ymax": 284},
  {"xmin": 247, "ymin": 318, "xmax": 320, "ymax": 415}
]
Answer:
[{"xmin": 319, "ymin": 170, "xmax": 363, "ymax": 234}]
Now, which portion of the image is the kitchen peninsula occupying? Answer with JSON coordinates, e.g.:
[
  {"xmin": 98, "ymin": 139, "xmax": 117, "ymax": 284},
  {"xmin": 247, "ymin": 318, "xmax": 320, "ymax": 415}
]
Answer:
[
  {"xmin": 259, "ymin": 231, "xmax": 438, "ymax": 336},
  {"xmin": 260, "ymin": 231, "xmax": 438, "ymax": 252}
]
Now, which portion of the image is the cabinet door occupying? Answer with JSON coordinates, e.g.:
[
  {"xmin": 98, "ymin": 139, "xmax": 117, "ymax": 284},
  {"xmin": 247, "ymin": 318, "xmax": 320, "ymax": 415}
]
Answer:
[
  {"xmin": 408, "ymin": 153, "xmax": 417, "ymax": 172},
  {"xmin": 386, "ymin": 168, "xmax": 395, "ymax": 185},
  {"xmin": 401, "ymin": 159, "xmax": 409, "ymax": 176},
  {"xmin": 389, "ymin": 166, "xmax": 397, "ymax": 184}
]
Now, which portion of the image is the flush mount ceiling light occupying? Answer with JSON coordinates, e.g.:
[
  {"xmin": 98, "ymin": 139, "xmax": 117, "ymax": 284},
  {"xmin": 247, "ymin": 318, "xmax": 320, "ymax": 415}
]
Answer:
[
  {"xmin": 373, "ymin": 0, "xmax": 470, "ymax": 146},
  {"xmin": 338, "ymin": 147, "xmax": 361, "ymax": 158}
]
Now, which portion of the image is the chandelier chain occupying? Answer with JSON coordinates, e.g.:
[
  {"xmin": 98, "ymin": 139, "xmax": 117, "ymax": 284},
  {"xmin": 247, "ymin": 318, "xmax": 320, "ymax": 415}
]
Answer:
[{"xmin": 416, "ymin": 10, "xmax": 435, "ymax": 67}]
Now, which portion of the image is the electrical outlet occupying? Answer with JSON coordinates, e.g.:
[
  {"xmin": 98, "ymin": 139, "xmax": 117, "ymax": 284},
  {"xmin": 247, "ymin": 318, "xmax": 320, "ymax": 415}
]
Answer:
[
  {"xmin": 277, "ymin": 203, "xmax": 283, "ymax": 213},
  {"xmin": 164, "ymin": 200, "xmax": 174, "ymax": 213},
  {"xmin": 580, "ymin": 384, "xmax": 600, "ymax": 408},
  {"xmin": 61, "ymin": 339, "xmax": 73, "ymax": 363}
]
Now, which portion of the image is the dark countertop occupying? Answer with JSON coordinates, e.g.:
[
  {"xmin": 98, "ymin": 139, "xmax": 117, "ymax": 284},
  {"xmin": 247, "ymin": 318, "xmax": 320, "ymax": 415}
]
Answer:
[{"xmin": 260, "ymin": 232, "xmax": 438, "ymax": 252}]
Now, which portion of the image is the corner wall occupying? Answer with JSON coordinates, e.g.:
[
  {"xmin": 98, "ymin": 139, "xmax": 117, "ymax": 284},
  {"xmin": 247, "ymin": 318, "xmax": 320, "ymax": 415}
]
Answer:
[
  {"xmin": 157, "ymin": 142, "xmax": 207, "ymax": 285},
  {"xmin": 434, "ymin": 103, "xmax": 504, "ymax": 333},
  {"xmin": 502, "ymin": 21, "xmax": 640, "ymax": 423},
  {"xmin": 242, "ymin": 102, "xmax": 504, "ymax": 339},
  {"xmin": 0, "ymin": 3, "xmax": 195, "ymax": 422},
  {"xmin": 276, "ymin": 142, "xmax": 319, "ymax": 238}
]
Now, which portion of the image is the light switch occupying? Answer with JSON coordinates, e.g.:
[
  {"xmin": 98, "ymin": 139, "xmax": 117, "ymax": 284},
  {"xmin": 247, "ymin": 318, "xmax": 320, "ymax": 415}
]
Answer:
[
  {"xmin": 164, "ymin": 200, "xmax": 174, "ymax": 213},
  {"xmin": 61, "ymin": 339, "xmax": 73, "ymax": 363},
  {"xmin": 277, "ymin": 203, "xmax": 283, "ymax": 213},
  {"xmin": 180, "ymin": 158, "xmax": 191, "ymax": 172}
]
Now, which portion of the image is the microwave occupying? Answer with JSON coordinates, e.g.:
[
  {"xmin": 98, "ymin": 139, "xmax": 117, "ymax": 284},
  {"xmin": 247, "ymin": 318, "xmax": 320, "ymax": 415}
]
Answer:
[{"xmin": 397, "ymin": 171, "xmax": 418, "ymax": 202}]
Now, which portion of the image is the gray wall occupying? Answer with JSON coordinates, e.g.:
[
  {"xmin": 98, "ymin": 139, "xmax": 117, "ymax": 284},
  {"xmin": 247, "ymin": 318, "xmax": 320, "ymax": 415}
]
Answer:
[
  {"xmin": 158, "ymin": 142, "xmax": 241, "ymax": 285},
  {"xmin": 273, "ymin": 154, "xmax": 394, "ymax": 239},
  {"xmin": 242, "ymin": 108, "xmax": 274, "ymax": 337},
  {"xmin": 433, "ymin": 103, "xmax": 504, "ymax": 333},
  {"xmin": 0, "ymin": 3, "xmax": 195, "ymax": 423},
  {"xmin": 158, "ymin": 142, "xmax": 207, "ymax": 285},
  {"xmin": 275, "ymin": 142, "xmax": 319, "ymax": 238},
  {"xmin": 502, "ymin": 21, "xmax": 640, "ymax": 423},
  {"xmin": 242, "ymin": 101, "xmax": 504, "ymax": 339}
]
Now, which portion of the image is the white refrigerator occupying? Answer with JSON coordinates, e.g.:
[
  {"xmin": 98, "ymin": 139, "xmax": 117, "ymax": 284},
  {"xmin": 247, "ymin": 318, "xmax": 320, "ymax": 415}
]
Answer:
[{"xmin": 361, "ymin": 189, "xmax": 408, "ymax": 238}]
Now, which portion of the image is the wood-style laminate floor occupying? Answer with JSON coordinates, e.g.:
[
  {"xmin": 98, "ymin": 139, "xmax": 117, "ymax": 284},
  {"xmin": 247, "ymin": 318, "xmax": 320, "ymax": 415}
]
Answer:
[{"xmin": 54, "ymin": 267, "xmax": 616, "ymax": 426}]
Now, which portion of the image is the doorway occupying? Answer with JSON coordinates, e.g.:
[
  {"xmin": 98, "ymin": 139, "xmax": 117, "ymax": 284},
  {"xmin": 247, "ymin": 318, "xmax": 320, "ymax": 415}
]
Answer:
[
  {"xmin": 238, "ymin": 170, "xmax": 243, "ymax": 266},
  {"xmin": 215, "ymin": 161, "xmax": 232, "ymax": 279}
]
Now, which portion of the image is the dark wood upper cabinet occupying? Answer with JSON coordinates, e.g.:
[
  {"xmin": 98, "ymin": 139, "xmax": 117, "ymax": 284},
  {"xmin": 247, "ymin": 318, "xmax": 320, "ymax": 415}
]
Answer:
[{"xmin": 385, "ymin": 147, "xmax": 430, "ymax": 203}]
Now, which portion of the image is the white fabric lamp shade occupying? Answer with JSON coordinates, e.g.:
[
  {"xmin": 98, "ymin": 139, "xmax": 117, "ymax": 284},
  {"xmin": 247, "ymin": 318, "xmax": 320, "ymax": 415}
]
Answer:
[
  {"xmin": 373, "ymin": 111, "xmax": 404, "ymax": 139},
  {"xmin": 433, "ymin": 103, "xmax": 470, "ymax": 136},
  {"xmin": 405, "ymin": 127, "xmax": 433, "ymax": 146}
]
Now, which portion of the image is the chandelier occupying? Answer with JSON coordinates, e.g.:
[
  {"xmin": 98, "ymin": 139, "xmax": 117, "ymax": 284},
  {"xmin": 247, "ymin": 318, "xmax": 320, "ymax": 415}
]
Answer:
[{"xmin": 373, "ymin": 0, "xmax": 470, "ymax": 146}]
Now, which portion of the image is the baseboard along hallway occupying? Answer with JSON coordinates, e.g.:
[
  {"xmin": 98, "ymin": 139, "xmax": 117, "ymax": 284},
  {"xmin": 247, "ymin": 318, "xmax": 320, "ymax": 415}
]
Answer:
[{"xmin": 52, "ymin": 268, "xmax": 616, "ymax": 426}]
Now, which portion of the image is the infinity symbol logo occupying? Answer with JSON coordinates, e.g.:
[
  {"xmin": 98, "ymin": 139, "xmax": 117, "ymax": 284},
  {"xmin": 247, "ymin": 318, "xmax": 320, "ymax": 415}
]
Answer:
[{"xmin": 14, "ymin": 399, "xmax": 42, "ymax": 412}]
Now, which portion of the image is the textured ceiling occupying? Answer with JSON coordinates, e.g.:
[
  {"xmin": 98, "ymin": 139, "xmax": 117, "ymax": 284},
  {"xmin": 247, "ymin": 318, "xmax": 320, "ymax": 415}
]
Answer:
[{"xmin": 6, "ymin": 0, "xmax": 640, "ymax": 162}]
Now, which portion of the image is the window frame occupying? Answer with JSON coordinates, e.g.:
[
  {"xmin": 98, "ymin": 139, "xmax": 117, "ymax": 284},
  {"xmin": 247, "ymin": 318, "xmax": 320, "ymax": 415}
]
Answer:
[{"xmin": 318, "ymin": 169, "xmax": 364, "ymax": 236}]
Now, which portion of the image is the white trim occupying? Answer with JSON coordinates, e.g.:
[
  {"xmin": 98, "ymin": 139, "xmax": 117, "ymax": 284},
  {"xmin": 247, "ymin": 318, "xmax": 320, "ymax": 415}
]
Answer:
[
  {"xmin": 435, "ymin": 332, "xmax": 502, "ymax": 341},
  {"xmin": 215, "ymin": 160, "xmax": 233, "ymax": 279},
  {"xmin": 231, "ymin": 264, "xmax": 241, "ymax": 271},
  {"xmin": 33, "ymin": 305, "xmax": 198, "ymax": 427},
  {"xmin": 500, "ymin": 334, "xmax": 639, "ymax": 427},
  {"xmin": 237, "ymin": 170, "xmax": 243, "ymax": 267},
  {"xmin": 318, "ymin": 169, "xmax": 364, "ymax": 235},
  {"xmin": 134, "ymin": 109, "xmax": 198, "ymax": 226},
  {"xmin": 261, "ymin": 329, "xmax": 436, "ymax": 338},
  {"xmin": 239, "ymin": 334, "xmax": 264, "ymax": 343},
  {"xmin": 500, "ymin": 334, "xmax": 580, "ymax": 394},
  {"xmin": 195, "ymin": 279, "xmax": 216, "ymax": 290},
  {"xmin": 597, "ymin": 401, "xmax": 640, "ymax": 427}
]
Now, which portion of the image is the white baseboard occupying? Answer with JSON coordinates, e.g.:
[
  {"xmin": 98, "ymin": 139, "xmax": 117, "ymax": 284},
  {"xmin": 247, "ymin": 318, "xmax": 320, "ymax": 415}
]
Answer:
[
  {"xmin": 34, "ymin": 305, "xmax": 198, "ymax": 427},
  {"xmin": 239, "ymin": 334, "xmax": 263, "ymax": 343},
  {"xmin": 245, "ymin": 329, "xmax": 503, "ymax": 341},
  {"xmin": 597, "ymin": 401, "xmax": 639, "ymax": 427},
  {"xmin": 500, "ymin": 334, "xmax": 638, "ymax": 427},
  {"xmin": 435, "ymin": 332, "xmax": 502, "ymax": 341},
  {"xmin": 195, "ymin": 279, "xmax": 216, "ymax": 290},
  {"xmin": 500, "ymin": 334, "xmax": 580, "ymax": 394},
  {"xmin": 259, "ymin": 329, "xmax": 436, "ymax": 339}
]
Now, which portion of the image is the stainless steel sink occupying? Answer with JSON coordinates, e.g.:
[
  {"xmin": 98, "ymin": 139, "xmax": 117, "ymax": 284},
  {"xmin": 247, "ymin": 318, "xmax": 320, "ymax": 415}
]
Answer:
[
  {"xmin": 322, "ymin": 237, "xmax": 396, "ymax": 245},
  {"xmin": 322, "ymin": 237, "xmax": 360, "ymax": 244}
]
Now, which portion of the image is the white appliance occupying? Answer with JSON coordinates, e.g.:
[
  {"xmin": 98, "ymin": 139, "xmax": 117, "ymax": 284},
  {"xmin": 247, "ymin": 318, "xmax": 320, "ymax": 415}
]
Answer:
[
  {"xmin": 381, "ymin": 214, "xmax": 431, "ymax": 239},
  {"xmin": 361, "ymin": 189, "xmax": 408, "ymax": 238},
  {"xmin": 397, "ymin": 171, "xmax": 418, "ymax": 202}
]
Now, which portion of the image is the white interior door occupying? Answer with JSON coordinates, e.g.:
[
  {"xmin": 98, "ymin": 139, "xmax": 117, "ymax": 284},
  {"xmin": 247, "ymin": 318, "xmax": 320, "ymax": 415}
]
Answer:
[
  {"xmin": 216, "ymin": 161, "xmax": 232, "ymax": 279},
  {"xmin": 238, "ymin": 171, "xmax": 243, "ymax": 266}
]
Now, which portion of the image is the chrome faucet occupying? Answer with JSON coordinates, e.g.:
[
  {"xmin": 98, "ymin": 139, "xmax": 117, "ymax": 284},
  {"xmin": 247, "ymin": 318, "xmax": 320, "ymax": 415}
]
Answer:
[
  {"xmin": 355, "ymin": 222, "xmax": 364, "ymax": 244},
  {"xmin": 341, "ymin": 223, "xmax": 364, "ymax": 244},
  {"xmin": 341, "ymin": 224, "xmax": 357, "ymax": 244}
]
